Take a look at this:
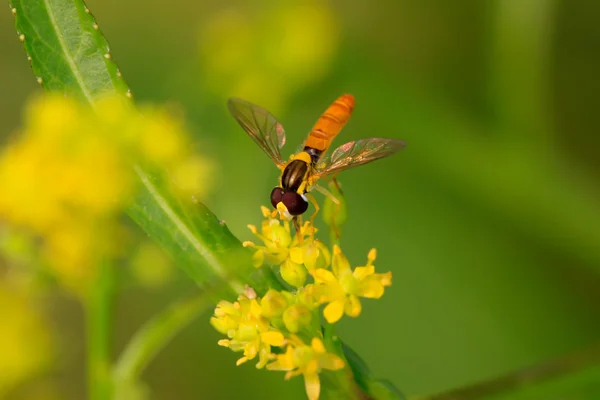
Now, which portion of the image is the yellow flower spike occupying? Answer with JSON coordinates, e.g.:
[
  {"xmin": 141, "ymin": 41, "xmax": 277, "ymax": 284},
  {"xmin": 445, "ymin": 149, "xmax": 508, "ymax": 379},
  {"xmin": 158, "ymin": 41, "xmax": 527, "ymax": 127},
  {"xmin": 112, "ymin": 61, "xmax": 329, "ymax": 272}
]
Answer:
[{"xmin": 280, "ymin": 259, "xmax": 308, "ymax": 288}]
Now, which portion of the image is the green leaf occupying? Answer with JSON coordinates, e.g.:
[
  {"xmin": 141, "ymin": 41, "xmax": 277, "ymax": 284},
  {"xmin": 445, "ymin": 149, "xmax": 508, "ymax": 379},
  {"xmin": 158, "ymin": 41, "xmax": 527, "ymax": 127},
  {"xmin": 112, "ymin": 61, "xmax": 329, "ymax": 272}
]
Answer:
[
  {"xmin": 127, "ymin": 167, "xmax": 248, "ymax": 294},
  {"xmin": 10, "ymin": 0, "xmax": 129, "ymax": 100}
]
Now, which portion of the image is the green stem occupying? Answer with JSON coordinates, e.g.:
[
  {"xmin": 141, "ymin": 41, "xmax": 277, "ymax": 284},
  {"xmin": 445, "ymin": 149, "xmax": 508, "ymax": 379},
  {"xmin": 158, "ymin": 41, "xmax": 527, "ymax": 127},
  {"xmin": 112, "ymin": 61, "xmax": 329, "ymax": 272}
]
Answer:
[
  {"xmin": 86, "ymin": 261, "xmax": 114, "ymax": 400},
  {"xmin": 112, "ymin": 292, "xmax": 210, "ymax": 383}
]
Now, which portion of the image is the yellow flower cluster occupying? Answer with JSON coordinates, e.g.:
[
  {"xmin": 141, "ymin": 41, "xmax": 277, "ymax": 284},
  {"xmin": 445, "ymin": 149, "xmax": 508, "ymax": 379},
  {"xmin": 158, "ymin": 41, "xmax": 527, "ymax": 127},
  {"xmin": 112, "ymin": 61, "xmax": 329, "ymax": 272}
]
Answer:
[
  {"xmin": 211, "ymin": 207, "xmax": 392, "ymax": 400},
  {"xmin": 0, "ymin": 94, "xmax": 206, "ymax": 293},
  {"xmin": 199, "ymin": 1, "xmax": 340, "ymax": 112}
]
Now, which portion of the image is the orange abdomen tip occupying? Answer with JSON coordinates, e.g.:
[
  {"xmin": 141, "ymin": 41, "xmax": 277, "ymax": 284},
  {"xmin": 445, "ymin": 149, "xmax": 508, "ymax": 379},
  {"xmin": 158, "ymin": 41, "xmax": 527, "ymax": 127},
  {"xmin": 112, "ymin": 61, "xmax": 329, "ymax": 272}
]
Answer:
[
  {"xmin": 304, "ymin": 94, "xmax": 356, "ymax": 153},
  {"xmin": 337, "ymin": 94, "xmax": 355, "ymax": 111}
]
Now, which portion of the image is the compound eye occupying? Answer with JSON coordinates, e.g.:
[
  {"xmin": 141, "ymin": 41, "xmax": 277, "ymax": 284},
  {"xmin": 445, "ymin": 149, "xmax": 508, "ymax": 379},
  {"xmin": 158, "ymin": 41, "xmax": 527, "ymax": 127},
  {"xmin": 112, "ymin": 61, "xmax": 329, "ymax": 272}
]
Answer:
[
  {"xmin": 282, "ymin": 191, "xmax": 308, "ymax": 216},
  {"xmin": 270, "ymin": 187, "xmax": 284, "ymax": 208}
]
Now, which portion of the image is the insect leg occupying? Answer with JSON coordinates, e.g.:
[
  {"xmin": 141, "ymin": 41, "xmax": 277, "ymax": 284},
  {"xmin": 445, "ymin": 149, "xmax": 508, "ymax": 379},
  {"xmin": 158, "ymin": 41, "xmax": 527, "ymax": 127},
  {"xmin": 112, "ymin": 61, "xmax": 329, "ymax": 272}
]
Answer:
[
  {"xmin": 305, "ymin": 193, "xmax": 320, "ymax": 236},
  {"xmin": 292, "ymin": 216, "xmax": 303, "ymax": 243}
]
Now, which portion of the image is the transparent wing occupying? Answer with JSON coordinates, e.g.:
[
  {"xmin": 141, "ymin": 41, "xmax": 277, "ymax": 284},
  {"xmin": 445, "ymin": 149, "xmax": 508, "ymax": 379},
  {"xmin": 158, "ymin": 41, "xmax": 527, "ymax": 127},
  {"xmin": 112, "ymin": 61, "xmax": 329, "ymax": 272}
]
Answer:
[
  {"xmin": 227, "ymin": 98, "xmax": 286, "ymax": 167},
  {"xmin": 316, "ymin": 138, "xmax": 406, "ymax": 177}
]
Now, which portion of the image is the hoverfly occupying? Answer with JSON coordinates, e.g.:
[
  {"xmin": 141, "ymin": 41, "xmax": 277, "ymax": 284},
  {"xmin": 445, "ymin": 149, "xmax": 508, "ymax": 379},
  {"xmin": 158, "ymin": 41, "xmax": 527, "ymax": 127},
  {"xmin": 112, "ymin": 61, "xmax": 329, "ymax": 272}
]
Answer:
[{"xmin": 227, "ymin": 94, "xmax": 405, "ymax": 224}]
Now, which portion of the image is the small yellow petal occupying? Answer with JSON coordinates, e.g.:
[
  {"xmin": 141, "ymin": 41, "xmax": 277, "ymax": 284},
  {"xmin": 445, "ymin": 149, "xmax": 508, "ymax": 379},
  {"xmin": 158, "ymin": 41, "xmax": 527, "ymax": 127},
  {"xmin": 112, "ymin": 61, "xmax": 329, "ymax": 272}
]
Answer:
[
  {"xmin": 289, "ymin": 246, "xmax": 305, "ymax": 264},
  {"xmin": 267, "ymin": 346, "xmax": 295, "ymax": 371},
  {"xmin": 311, "ymin": 338, "xmax": 326, "ymax": 353},
  {"xmin": 252, "ymin": 249, "xmax": 264, "ymax": 267},
  {"xmin": 332, "ymin": 246, "xmax": 352, "ymax": 276},
  {"xmin": 236, "ymin": 356, "xmax": 249, "ymax": 366},
  {"xmin": 344, "ymin": 295, "xmax": 362, "ymax": 318},
  {"xmin": 353, "ymin": 265, "xmax": 375, "ymax": 280},
  {"xmin": 261, "ymin": 331, "xmax": 285, "ymax": 346},
  {"xmin": 319, "ymin": 353, "xmax": 345, "ymax": 371},
  {"xmin": 312, "ymin": 268, "xmax": 336, "ymax": 284},
  {"xmin": 304, "ymin": 372, "xmax": 321, "ymax": 400},
  {"xmin": 356, "ymin": 279, "xmax": 385, "ymax": 299},
  {"xmin": 380, "ymin": 271, "xmax": 393, "ymax": 286},
  {"xmin": 323, "ymin": 299, "xmax": 345, "ymax": 323}
]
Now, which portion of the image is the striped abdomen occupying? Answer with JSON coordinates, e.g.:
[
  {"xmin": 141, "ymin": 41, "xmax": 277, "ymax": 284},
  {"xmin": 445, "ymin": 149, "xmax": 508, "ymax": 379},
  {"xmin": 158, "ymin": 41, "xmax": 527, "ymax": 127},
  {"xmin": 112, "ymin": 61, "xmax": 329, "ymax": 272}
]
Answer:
[{"xmin": 303, "ymin": 94, "xmax": 355, "ymax": 158}]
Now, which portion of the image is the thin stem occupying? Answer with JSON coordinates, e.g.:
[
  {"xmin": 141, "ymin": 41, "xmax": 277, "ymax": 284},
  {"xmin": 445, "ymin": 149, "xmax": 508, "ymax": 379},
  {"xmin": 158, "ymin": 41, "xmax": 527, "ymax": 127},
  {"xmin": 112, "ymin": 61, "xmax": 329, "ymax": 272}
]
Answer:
[
  {"xmin": 112, "ymin": 292, "xmax": 210, "ymax": 383},
  {"xmin": 86, "ymin": 261, "xmax": 114, "ymax": 400}
]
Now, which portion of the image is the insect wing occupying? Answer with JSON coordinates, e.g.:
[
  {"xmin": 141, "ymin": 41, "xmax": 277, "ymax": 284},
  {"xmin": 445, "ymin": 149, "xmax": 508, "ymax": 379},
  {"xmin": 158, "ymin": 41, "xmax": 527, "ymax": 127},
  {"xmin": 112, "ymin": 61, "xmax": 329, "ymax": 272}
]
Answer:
[
  {"xmin": 316, "ymin": 138, "xmax": 406, "ymax": 177},
  {"xmin": 227, "ymin": 98, "xmax": 286, "ymax": 166}
]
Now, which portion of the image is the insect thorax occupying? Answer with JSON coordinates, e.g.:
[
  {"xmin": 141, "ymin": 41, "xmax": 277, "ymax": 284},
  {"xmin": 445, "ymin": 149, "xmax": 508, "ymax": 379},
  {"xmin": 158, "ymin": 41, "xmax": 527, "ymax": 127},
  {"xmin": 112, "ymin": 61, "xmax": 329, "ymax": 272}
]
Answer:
[{"xmin": 280, "ymin": 152, "xmax": 315, "ymax": 194}]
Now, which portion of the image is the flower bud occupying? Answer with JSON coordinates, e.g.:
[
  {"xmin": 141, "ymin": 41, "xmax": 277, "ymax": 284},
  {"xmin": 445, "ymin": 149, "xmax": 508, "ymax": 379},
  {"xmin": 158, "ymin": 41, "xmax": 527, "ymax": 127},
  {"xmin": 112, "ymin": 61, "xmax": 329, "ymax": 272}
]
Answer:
[
  {"xmin": 282, "ymin": 303, "xmax": 312, "ymax": 333},
  {"xmin": 261, "ymin": 289, "xmax": 289, "ymax": 318},
  {"xmin": 280, "ymin": 259, "xmax": 307, "ymax": 288}
]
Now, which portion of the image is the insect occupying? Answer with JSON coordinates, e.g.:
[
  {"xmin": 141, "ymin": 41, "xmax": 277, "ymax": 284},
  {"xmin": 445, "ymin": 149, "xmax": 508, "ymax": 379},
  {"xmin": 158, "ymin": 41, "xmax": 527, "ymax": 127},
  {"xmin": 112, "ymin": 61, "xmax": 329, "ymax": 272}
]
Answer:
[{"xmin": 227, "ymin": 94, "xmax": 406, "ymax": 225}]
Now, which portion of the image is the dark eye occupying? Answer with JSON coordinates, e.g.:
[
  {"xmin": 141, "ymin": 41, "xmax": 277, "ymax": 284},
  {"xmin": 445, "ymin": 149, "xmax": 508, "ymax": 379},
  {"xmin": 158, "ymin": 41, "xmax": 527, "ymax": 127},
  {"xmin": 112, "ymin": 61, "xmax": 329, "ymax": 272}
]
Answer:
[
  {"xmin": 270, "ymin": 187, "xmax": 284, "ymax": 208},
  {"xmin": 282, "ymin": 191, "xmax": 308, "ymax": 215}
]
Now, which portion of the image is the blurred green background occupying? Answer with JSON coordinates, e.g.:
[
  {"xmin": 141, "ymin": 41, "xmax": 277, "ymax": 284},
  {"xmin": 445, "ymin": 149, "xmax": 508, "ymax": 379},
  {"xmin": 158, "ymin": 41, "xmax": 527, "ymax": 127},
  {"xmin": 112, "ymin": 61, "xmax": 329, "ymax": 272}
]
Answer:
[{"xmin": 2, "ymin": 0, "xmax": 600, "ymax": 399}]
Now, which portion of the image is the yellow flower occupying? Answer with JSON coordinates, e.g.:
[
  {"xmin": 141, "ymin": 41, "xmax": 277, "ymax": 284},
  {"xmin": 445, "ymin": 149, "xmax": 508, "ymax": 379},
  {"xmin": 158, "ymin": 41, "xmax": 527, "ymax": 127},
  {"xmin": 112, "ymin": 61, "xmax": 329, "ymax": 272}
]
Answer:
[
  {"xmin": 212, "ymin": 294, "xmax": 285, "ymax": 368},
  {"xmin": 0, "ymin": 94, "xmax": 209, "ymax": 293},
  {"xmin": 267, "ymin": 335, "xmax": 345, "ymax": 400},
  {"xmin": 243, "ymin": 207, "xmax": 321, "ymax": 287},
  {"xmin": 312, "ymin": 246, "xmax": 392, "ymax": 324},
  {"xmin": 198, "ymin": 1, "xmax": 340, "ymax": 112}
]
